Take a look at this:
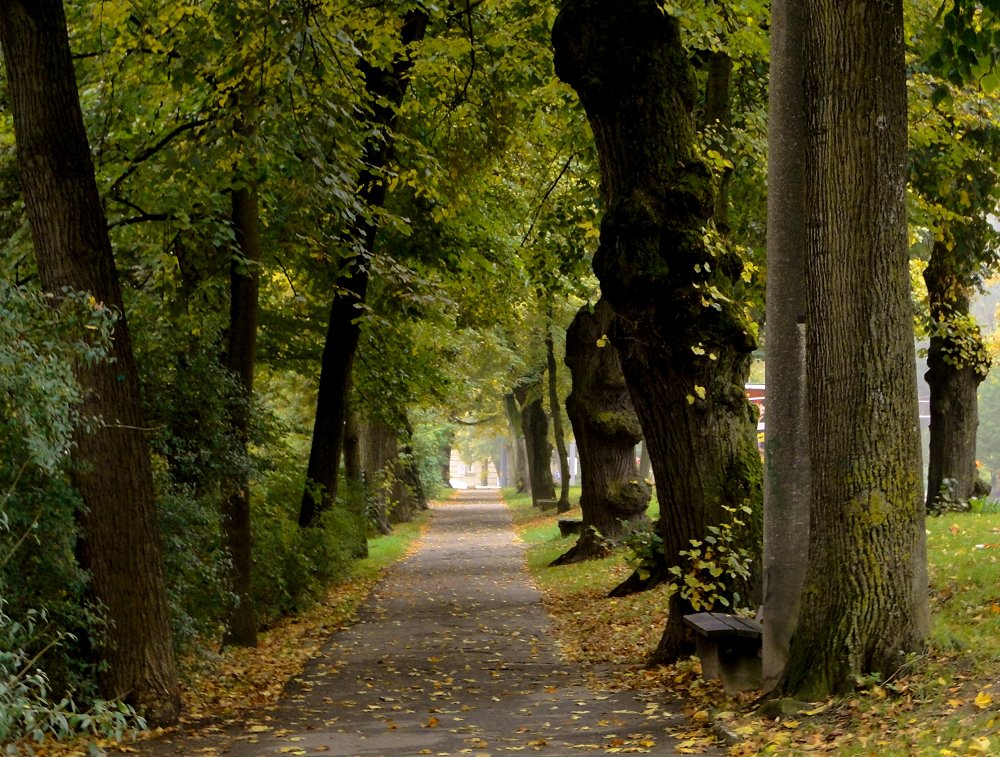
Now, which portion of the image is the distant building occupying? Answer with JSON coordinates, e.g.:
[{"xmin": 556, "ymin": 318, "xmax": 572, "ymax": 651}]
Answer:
[{"xmin": 448, "ymin": 450, "xmax": 499, "ymax": 489}]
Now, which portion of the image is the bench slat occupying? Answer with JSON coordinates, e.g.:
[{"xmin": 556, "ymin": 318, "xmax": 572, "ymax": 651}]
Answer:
[{"xmin": 684, "ymin": 612, "xmax": 762, "ymax": 639}]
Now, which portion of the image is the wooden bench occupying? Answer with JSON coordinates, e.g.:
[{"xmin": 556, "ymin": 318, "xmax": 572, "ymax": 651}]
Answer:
[
  {"xmin": 535, "ymin": 498, "xmax": 558, "ymax": 511},
  {"xmin": 683, "ymin": 612, "xmax": 763, "ymax": 693},
  {"xmin": 557, "ymin": 518, "xmax": 583, "ymax": 537}
]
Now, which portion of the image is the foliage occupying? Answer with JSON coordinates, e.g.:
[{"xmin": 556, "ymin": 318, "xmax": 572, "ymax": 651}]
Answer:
[
  {"xmin": 0, "ymin": 286, "xmax": 145, "ymax": 757},
  {"xmin": 622, "ymin": 523, "xmax": 666, "ymax": 584},
  {"xmin": 666, "ymin": 504, "xmax": 754, "ymax": 612},
  {"xmin": 0, "ymin": 285, "xmax": 116, "ymax": 700},
  {"xmin": 409, "ymin": 409, "xmax": 451, "ymax": 500},
  {"xmin": 0, "ymin": 600, "xmax": 144, "ymax": 755},
  {"xmin": 250, "ymin": 452, "xmax": 360, "ymax": 626},
  {"xmin": 928, "ymin": 477, "xmax": 973, "ymax": 516},
  {"xmin": 968, "ymin": 495, "xmax": 1000, "ymax": 514}
]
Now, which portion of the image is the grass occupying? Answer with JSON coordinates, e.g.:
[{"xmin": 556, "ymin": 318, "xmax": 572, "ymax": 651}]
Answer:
[{"xmin": 507, "ymin": 488, "xmax": 1000, "ymax": 755}]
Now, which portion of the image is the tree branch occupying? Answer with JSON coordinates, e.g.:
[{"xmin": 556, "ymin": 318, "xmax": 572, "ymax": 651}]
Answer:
[{"xmin": 109, "ymin": 117, "xmax": 212, "ymax": 195}]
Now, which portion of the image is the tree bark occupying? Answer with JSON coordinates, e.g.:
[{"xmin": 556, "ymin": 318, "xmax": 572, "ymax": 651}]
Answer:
[
  {"xmin": 777, "ymin": 0, "xmax": 929, "ymax": 698},
  {"xmin": 221, "ymin": 180, "xmax": 260, "ymax": 648},
  {"xmin": 553, "ymin": 299, "xmax": 649, "ymax": 566},
  {"xmin": 553, "ymin": 0, "xmax": 762, "ymax": 664},
  {"xmin": 503, "ymin": 392, "xmax": 530, "ymax": 494},
  {"xmin": 637, "ymin": 441, "xmax": 651, "ymax": 480},
  {"xmin": 514, "ymin": 379, "xmax": 557, "ymax": 504},
  {"xmin": 298, "ymin": 10, "xmax": 428, "ymax": 527},
  {"xmin": 361, "ymin": 419, "xmax": 396, "ymax": 535},
  {"xmin": 761, "ymin": 0, "xmax": 811, "ymax": 692},
  {"xmin": 923, "ymin": 244, "xmax": 989, "ymax": 513},
  {"xmin": 0, "ymin": 0, "xmax": 180, "ymax": 724},
  {"xmin": 546, "ymin": 326, "xmax": 572, "ymax": 512},
  {"xmin": 341, "ymin": 398, "xmax": 369, "ymax": 558},
  {"xmin": 394, "ymin": 416, "xmax": 427, "ymax": 518}
]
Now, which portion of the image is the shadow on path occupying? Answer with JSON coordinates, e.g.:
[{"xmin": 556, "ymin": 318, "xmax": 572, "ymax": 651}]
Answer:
[{"xmin": 138, "ymin": 490, "xmax": 716, "ymax": 756}]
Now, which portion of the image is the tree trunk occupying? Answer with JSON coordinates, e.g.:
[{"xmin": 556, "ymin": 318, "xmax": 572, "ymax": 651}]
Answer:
[
  {"xmin": 441, "ymin": 428, "xmax": 454, "ymax": 488},
  {"xmin": 761, "ymin": 0, "xmax": 811, "ymax": 692},
  {"xmin": 339, "ymin": 390, "xmax": 369, "ymax": 558},
  {"xmin": 553, "ymin": 0, "xmax": 762, "ymax": 664},
  {"xmin": 637, "ymin": 441, "xmax": 651, "ymax": 480},
  {"xmin": 777, "ymin": 0, "xmax": 929, "ymax": 699},
  {"xmin": 298, "ymin": 10, "xmax": 428, "ymax": 527},
  {"xmin": 553, "ymin": 299, "xmax": 649, "ymax": 566},
  {"xmin": 503, "ymin": 392, "xmax": 530, "ymax": 494},
  {"xmin": 546, "ymin": 326, "xmax": 572, "ymax": 512},
  {"xmin": 514, "ymin": 379, "xmax": 557, "ymax": 504},
  {"xmin": 923, "ymin": 245, "xmax": 988, "ymax": 513},
  {"xmin": 361, "ymin": 419, "xmax": 396, "ymax": 535},
  {"xmin": 0, "ymin": 0, "xmax": 180, "ymax": 724},
  {"xmin": 221, "ymin": 179, "xmax": 261, "ymax": 648},
  {"xmin": 395, "ymin": 416, "xmax": 427, "ymax": 517}
]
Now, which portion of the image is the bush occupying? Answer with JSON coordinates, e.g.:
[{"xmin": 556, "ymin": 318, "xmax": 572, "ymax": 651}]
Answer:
[
  {"xmin": 250, "ymin": 451, "xmax": 361, "ymax": 626},
  {"xmin": 0, "ymin": 284, "xmax": 114, "ymax": 704},
  {"xmin": 0, "ymin": 283, "xmax": 146, "ymax": 747}
]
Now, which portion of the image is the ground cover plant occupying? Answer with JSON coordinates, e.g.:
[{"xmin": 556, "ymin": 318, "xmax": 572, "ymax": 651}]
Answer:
[{"xmin": 509, "ymin": 488, "xmax": 1000, "ymax": 755}]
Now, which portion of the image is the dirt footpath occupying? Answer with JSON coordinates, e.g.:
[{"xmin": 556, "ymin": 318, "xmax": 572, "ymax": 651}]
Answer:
[{"xmin": 136, "ymin": 490, "xmax": 717, "ymax": 756}]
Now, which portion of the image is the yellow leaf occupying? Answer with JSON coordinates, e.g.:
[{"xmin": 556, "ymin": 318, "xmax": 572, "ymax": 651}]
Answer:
[
  {"xmin": 247, "ymin": 725, "xmax": 271, "ymax": 733},
  {"xmin": 970, "ymin": 736, "xmax": 992, "ymax": 753},
  {"xmin": 423, "ymin": 716, "xmax": 440, "ymax": 728},
  {"xmin": 975, "ymin": 690, "xmax": 994, "ymax": 709}
]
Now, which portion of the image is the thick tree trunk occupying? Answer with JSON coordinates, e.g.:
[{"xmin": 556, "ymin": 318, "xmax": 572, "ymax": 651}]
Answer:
[
  {"xmin": 553, "ymin": 0, "xmax": 762, "ymax": 664},
  {"xmin": 546, "ymin": 327, "xmax": 572, "ymax": 512},
  {"xmin": 923, "ymin": 247, "xmax": 987, "ymax": 513},
  {"xmin": 761, "ymin": 0, "xmax": 811, "ymax": 692},
  {"xmin": 361, "ymin": 419, "xmax": 396, "ymax": 535},
  {"xmin": 0, "ymin": 0, "xmax": 180, "ymax": 723},
  {"xmin": 221, "ymin": 180, "xmax": 261, "ymax": 648},
  {"xmin": 778, "ymin": 0, "xmax": 929, "ymax": 699},
  {"xmin": 514, "ymin": 379, "xmax": 557, "ymax": 504},
  {"xmin": 553, "ymin": 299, "xmax": 649, "ymax": 566},
  {"xmin": 395, "ymin": 416, "xmax": 427, "ymax": 518},
  {"xmin": 503, "ymin": 393, "xmax": 530, "ymax": 494},
  {"xmin": 341, "ymin": 399, "xmax": 369, "ymax": 558},
  {"xmin": 298, "ymin": 10, "xmax": 428, "ymax": 527}
]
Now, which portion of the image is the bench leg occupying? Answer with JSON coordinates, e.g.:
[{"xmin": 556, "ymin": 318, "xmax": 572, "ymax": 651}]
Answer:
[
  {"xmin": 718, "ymin": 641, "xmax": 762, "ymax": 694},
  {"xmin": 695, "ymin": 637, "xmax": 721, "ymax": 680}
]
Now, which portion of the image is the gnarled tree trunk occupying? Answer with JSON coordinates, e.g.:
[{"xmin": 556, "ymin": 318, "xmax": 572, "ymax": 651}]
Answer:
[
  {"xmin": 552, "ymin": 299, "xmax": 649, "ymax": 566},
  {"xmin": 923, "ymin": 244, "xmax": 989, "ymax": 513},
  {"xmin": 553, "ymin": 0, "xmax": 762, "ymax": 664}
]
